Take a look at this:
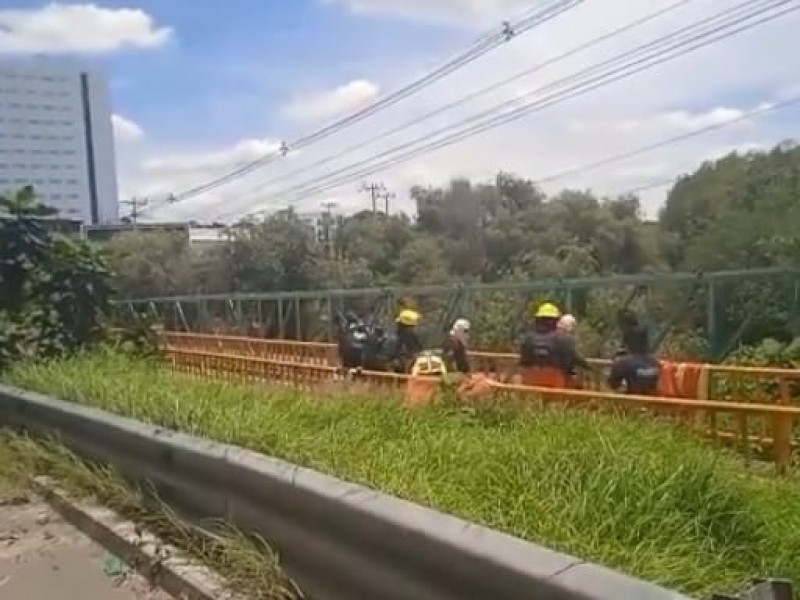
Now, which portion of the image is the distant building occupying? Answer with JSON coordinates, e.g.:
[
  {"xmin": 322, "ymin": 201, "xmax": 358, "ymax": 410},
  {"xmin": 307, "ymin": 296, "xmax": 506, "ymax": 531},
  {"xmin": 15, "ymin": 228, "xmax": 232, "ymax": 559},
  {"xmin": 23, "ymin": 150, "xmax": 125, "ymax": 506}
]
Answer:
[
  {"xmin": 0, "ymin": 60, "xmax": 119, "ymax": 224},
  {"xmin": 189, "ymin": 226, "xmax": 232, "ymax": 249},
  {"xmin": 83, "ymin": 222, "xmax": 190, "ymax": 243},
  {"xmin": 296, "ymin": 209, "xmax": 340, "ymax": 244}
]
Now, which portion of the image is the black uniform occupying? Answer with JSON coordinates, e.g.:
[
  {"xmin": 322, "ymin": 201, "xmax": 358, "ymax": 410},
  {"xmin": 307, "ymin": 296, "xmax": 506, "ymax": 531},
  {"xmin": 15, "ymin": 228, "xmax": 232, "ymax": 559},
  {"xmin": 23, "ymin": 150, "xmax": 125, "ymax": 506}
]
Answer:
[
  {"xmin": 519, "ymin": 330, "xmax": 586, "ymax": 377},
  {"xmin": 442, "ymin": 335, "xmax": 470, "ymax": 374},
  {"xmin": 339, "ymin": 321, "xmax": 369, "ymax": 369},
  {"xmin": 607, "ymin": 353, "xmax": 660, "ymax": 395}
]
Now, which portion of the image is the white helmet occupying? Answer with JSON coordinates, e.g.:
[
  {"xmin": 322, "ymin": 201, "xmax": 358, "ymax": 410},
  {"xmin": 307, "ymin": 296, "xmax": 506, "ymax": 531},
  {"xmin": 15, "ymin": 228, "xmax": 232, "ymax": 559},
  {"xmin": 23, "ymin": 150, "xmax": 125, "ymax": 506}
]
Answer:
[
  {"xmin": 557, "ymin": 314, "xmax": 577, "ymax": 333},
  {"xmin": 451, "ymin": 318, "xmax": 471, "ymax": 335}
]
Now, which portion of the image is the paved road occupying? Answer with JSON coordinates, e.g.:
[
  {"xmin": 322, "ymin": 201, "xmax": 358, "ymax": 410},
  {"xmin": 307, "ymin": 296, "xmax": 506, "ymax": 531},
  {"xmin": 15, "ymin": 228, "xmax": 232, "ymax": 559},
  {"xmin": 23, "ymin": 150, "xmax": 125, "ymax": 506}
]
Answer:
[{"xmin": 0, "ymin": 491, "xmax": 172, "ymax": 599}]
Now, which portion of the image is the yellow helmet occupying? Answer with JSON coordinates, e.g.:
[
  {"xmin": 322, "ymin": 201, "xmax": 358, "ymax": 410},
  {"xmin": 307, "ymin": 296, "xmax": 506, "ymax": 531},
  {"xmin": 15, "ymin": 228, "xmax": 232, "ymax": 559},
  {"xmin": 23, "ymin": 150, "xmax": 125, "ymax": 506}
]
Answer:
[
  {"xmin": 534, "ymin": 302, "xmax": 561, "ymax": 319},
  {"xmin": 396, "ymin": 308, "xmax": 421, "ymax": 327}
]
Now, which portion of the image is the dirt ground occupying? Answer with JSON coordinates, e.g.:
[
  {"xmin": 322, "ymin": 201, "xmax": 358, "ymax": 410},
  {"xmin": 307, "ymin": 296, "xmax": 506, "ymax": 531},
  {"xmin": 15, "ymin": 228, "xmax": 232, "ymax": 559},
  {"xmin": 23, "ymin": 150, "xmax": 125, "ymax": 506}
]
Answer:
[{"xmin": 0, "ymin": 487, "xmax": 173, "ymax": 600}]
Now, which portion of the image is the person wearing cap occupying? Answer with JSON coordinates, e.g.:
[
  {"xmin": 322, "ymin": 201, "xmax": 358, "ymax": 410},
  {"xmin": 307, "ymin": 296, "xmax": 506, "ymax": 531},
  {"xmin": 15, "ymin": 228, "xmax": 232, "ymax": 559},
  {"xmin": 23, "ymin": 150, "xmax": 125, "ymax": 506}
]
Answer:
[
  {"xmin": 518, "ymin": 302, "xmax": 584, "ymax": 388},
  {"xmin": 443, "ymin": 318, "xmax": 471, "ymax": 374}
]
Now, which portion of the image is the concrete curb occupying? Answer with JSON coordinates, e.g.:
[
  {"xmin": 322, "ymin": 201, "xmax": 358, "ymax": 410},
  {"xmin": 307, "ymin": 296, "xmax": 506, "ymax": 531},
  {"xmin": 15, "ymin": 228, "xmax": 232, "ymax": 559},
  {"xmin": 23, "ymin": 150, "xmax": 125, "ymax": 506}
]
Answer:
[{"xmin": 30, "ymin": 476, "xmax": 241, "ymax": 600}]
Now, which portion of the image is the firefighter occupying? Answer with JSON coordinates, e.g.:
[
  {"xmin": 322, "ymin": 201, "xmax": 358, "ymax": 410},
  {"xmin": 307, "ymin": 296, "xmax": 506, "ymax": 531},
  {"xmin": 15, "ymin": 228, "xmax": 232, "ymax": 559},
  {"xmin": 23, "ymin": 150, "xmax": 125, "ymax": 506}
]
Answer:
[
  {"xmin": 607, "ymin": 325, "xmax": 660, "ymax": 395},
  {"xmin": 443, "ymin": 318, "xmax": 471, "ymax": 374},
  {"xmin": 518, "ymin": 302, "xmax": 587, "ymax": 388},
  {"xmin": 391, "ymin": 306, "xmax": 423, "ymax": 372}
]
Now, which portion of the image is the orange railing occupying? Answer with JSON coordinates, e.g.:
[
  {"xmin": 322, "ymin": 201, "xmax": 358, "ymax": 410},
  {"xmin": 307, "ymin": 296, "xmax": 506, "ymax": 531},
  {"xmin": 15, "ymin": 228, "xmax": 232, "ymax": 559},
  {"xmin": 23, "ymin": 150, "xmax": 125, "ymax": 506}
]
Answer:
[
  {"xmin": 161, "ymin": 331, "xmax": 800, "ymax": 404},
  {"xmin": 165, "ymin": 347, "xmax": 800, "ymax": 474}
]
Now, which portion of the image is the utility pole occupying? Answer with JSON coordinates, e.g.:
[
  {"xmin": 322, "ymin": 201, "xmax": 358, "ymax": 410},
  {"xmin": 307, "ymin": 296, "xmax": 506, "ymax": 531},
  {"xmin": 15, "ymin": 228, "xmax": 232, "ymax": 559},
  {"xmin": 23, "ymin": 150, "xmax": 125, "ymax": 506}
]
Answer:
[
  {"xmin": 359, "ymin": 182, "xmax": 394, "ymax": 214},
  {"xmin": 377, "ymin": 187, "xmax": 396, "ymax": 215},
  {"xmin": 120, "ymin": 197, "xmax": 148, "ymax": 227},
  {"xmin": 359, "ymin": 181, "xmax": 384, "ymax": 214},
  {"xmin": 320, "ymin": 200, "xmax": 337, "ymax": 259}
]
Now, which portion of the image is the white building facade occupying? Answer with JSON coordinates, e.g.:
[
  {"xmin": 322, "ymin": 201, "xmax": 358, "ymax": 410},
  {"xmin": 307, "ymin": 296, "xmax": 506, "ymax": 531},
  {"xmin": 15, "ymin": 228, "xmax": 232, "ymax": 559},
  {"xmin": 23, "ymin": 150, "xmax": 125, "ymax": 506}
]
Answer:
[{"xmin": 0, "ymin": 61, "xmax": 119, "ymax": 224}]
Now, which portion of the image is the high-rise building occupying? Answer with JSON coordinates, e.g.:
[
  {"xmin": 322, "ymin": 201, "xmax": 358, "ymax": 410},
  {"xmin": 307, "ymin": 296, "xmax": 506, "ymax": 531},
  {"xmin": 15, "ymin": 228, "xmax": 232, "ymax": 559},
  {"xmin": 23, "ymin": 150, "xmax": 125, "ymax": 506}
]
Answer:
[{"xmin": 0, "ymin": 61, "xmax": 119, "ymax": 224}]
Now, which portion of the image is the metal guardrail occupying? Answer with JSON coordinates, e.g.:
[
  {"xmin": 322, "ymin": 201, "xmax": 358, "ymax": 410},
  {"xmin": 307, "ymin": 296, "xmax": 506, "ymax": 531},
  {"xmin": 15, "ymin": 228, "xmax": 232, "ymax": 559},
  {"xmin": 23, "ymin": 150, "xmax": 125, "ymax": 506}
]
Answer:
[
  {"xmin": 0, "ymin": 384, "xmax": 693, "ymax": 600},
  {"xmin": 162, "ymin": 331, "xmax": 800, "ymax": 405},
  {"xmin": 712, "ymin": 579, "xmax": 794, "ymax": 600},
  {"xmin": 166, "ymin": 347, "xmax": 800, "ymax": 473}
]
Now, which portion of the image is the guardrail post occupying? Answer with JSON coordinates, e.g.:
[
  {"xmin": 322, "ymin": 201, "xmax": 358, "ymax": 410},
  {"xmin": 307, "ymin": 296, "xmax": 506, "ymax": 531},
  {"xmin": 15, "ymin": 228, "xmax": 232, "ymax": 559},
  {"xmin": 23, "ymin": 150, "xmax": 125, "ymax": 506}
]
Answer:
[
  {"xmin": 771, "ymin": 412, "xmax": 793, "ymax": 474},
  {"xmin": 712, "ymin": 578, "xmax": 794, "ymax": 600}
]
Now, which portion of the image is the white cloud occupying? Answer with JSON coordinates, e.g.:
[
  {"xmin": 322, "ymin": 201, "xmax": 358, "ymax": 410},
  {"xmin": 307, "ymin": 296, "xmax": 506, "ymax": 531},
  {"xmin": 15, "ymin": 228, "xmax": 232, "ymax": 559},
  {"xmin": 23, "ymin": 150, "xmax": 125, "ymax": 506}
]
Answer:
[
  {"xmin": 321, "ymin": 0, "xmax": 526, "ymax": 24},
  {"xmin": 142, "ymin": 138, "xmax": 282, "ymax": 174},
  {"xmin": 112, "ymin": 114, "xmax": 144, "ymax": 143},
  {"xmin": 115, "ymin": 138, "xmax": 285, "ymax": 220},
  {"xmin": 282, "ymin": 79, "xmax": 380, "ymax": 121},
  {"xmin": 133, "ymin": 0, "xmax": 800, "ymax": 223},
  {"xmin": 0, "ymin": 3, "xmax": 172, "ymax": 54}
]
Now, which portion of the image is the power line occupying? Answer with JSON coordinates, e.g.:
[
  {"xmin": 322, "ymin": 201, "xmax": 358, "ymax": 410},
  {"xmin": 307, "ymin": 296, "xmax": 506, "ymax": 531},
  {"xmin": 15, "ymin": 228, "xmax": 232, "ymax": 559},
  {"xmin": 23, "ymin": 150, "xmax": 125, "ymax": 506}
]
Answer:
[
  {"xmin": 151, "ymin": 0, "xmax": 586, "ymax": 208},
  {"xmin": 534, "ymin": 95, "xmax": 800, "ymax": 186},
  {"xmin": 233, "ymin": 0, "xmax": 697, "ymax": 201},
  {"xmin": 283, "ymin": 0, "xmax": 795, "ymax": 198},
  {"xmin": 228, "ymin": 0, "xmax": 797, "ymax": 217}
]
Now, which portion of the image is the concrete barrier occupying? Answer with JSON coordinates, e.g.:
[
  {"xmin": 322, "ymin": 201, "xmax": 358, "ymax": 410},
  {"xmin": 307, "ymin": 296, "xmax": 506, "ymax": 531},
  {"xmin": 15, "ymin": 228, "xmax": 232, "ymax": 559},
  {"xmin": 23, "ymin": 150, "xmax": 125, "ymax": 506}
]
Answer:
[{"xmin": 0, "ymin": 384, "xmax": 692, "ymax": 600}]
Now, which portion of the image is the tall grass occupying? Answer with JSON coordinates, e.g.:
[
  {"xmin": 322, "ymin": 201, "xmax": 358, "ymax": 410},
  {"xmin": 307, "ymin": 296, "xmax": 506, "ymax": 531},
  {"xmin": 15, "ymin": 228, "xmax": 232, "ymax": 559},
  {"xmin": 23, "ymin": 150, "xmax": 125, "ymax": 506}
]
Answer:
[
  {"xmin": 5, "ymin": 351, "xmax": 800, "ymax": 598},
  {"xmin": 0, "ymin": 431, "xmax": 300, "ymax": 599}
]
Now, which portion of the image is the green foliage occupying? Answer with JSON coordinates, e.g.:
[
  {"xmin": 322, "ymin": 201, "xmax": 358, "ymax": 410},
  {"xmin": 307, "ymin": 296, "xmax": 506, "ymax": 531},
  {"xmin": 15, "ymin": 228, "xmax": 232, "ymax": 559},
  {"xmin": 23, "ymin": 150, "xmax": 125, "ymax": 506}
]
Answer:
[
  {"xmin": 0, "ymin": 187, "xmax": 113, "ymax": 368},
  {"xmin": 726, "ymin": 337, "xmax": 800, "ymax": 369},
  {"xmin": 109, "ymin": 309, "xmax": 163, "ymax": 358},
  {"xmin": 7, "ymin": 351, "xmax": 800, "ymax": 598},
  {"xmin": 713, "ymin": 338, "xmax": 800, "ymax": 406},
  {"xmin": 105, "ymin": 143, "xmax": 800, "ymax": 356}
]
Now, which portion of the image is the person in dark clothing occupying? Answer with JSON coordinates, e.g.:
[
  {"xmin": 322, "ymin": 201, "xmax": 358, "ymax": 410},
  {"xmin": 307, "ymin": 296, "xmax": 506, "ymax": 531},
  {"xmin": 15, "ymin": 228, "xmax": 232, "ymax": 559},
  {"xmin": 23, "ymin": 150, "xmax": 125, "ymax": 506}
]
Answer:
[
  {"xmin": 390, "ymin": 308, "xmax": 423, "ymax": 372},
  {"xmin": 607, "ymin": 325, "xmax": 660, "ymax": 395},
  {"xmin": 443, "ymin": 318, "xmax": 471, "ymax": 374},
  {"xmin": 519, "ymin": 303, "xmax": 588, "ymax": 387},
  {"xmin": 337, "ymin": 311, "xmax": 370, "ymax": 370}
]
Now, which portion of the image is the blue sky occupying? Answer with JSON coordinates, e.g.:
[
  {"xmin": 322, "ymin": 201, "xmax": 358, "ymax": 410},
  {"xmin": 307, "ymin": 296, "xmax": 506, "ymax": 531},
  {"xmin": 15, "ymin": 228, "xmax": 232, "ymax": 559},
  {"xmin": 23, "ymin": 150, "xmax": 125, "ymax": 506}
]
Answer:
[
  {"xmin": 30, "ymin": 0, "xmax": 466, "ymax": 144},
  {"xmin": 2, "ymin": 1, "xmax": 799, "ymax": 221}
]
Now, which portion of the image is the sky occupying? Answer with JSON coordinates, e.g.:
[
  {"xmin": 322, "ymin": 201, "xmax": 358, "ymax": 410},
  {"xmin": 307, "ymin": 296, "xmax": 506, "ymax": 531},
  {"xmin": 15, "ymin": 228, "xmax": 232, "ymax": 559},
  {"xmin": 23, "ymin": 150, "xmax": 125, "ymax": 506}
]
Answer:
[{"xmin": 1, "ymin": 0, "xmax": 799, "ymax": 223}]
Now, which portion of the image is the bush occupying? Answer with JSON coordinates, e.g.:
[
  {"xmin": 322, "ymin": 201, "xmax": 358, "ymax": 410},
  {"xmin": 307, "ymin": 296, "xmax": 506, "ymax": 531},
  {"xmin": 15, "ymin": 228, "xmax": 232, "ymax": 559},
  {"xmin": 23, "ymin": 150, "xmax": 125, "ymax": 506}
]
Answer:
[{"xmin": 0, "ymin": 187, "xmax": 114, "ymax": 368}]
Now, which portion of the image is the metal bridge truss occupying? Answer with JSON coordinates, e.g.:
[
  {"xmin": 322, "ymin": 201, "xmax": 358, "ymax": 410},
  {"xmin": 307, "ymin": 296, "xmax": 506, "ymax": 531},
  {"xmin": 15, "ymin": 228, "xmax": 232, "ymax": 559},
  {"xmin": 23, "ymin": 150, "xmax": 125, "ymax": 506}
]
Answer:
[{"xmin": 116, "ymin": 267, "xmax": 800, "ymax": 361}]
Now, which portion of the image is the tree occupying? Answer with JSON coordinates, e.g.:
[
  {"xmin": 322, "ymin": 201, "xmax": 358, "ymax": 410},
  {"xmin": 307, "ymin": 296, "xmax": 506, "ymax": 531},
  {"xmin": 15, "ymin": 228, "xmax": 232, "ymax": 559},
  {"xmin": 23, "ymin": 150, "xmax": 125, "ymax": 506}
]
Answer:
[
  {"xmin": 104, "ymin": 141, "xmax": 800, "ymax": 354},
  {"xmin": 0, "ymin": 187, "xmax": 114, "ymax": 368}
]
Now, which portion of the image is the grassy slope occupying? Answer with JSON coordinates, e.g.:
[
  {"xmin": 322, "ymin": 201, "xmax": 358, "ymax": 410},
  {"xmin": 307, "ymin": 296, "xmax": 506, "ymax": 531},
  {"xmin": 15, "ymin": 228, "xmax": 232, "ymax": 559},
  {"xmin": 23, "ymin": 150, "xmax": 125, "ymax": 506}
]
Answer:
[
  {"xmin": 4, "ymin": 351, "xmax": 800, "ymax": 598},
  {"xmin": 0, "ymin": 432, "xmax": 299, "ymax": 599}
]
